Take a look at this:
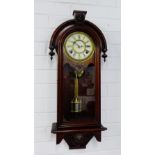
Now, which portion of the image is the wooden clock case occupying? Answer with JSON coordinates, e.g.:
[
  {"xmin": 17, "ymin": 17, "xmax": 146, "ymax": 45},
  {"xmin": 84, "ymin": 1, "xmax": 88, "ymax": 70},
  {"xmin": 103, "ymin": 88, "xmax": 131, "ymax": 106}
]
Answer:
[{"xmin": 49, "ymin": 10, "xmax": 107, "ymax": 149}]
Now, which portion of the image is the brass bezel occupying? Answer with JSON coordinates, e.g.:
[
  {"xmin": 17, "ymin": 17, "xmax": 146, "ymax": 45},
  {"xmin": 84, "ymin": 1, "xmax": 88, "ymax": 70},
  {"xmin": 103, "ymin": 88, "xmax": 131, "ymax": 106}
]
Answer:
[{"xmin": 64, "ymin": 32, "xmax": 95, "ymax": 63}]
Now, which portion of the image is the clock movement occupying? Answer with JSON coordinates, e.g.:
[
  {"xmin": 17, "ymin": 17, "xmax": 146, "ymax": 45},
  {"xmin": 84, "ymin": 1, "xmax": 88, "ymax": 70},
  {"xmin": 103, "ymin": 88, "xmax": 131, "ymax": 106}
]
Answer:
[{"xmin": 49, "ymin": 10, "xmax": 107, "ymax": 149}]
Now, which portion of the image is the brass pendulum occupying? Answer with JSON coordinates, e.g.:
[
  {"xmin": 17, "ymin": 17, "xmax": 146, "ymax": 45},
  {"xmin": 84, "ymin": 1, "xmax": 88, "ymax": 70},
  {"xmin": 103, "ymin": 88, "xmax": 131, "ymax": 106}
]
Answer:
[{"xmin": 71, "ymin": 70, "xmax": 84, "ymax": 112}]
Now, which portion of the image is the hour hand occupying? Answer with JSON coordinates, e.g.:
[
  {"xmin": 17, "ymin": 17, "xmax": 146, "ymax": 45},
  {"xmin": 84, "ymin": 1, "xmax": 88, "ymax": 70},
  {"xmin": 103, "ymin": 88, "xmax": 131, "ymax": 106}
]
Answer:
[{"xmin": 75, "ymin": 42, "xmax": 80, "ymax": 48}]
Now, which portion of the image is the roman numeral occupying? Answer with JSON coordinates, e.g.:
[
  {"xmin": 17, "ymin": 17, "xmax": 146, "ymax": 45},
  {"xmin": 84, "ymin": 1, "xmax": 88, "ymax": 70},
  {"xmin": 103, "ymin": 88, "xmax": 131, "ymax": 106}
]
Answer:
[
  {"xmin": 69, "ymin": 50, "xmax": 73, "ymax": 54},
  {"xmin": 86, "ymin": 50, "xmax": 89, "ymax": 54},
  {"xmin": 86, "ymin": 45, "xmax": 90, "ymax": 48}
]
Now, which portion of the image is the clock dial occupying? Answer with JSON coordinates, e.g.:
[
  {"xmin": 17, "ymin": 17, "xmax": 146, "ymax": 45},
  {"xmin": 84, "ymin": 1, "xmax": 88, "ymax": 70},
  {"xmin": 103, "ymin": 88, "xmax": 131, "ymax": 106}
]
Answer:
[{"xmin": 64, "ymin": 32, "xmax": 95, "ymax": 62}]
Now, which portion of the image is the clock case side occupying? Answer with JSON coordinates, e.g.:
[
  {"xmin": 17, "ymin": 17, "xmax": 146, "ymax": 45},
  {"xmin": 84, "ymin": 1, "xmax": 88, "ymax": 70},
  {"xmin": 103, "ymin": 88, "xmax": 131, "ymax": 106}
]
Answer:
[{"xmin": 49, "ymin": 10, "xmax": 107, "ymax": 149}]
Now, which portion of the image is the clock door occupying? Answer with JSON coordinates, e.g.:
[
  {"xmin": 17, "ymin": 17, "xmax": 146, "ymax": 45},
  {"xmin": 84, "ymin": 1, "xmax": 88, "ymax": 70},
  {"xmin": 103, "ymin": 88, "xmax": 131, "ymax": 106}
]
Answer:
[
  {"xmin": 60, "ymin": 31, "xmax": 100, "ymax": 127},
  {"xmin": 63, "ymin": 62, "xmax": 96, "ymax": 121}
]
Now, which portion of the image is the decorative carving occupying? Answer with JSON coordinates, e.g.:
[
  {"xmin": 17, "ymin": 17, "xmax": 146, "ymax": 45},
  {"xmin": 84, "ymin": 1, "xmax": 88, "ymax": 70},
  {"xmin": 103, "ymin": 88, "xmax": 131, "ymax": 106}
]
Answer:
[
  {"xmin": 102, "ymin": 49, "xmax": 108, "ymax": 62},
  {"xmin": 73, "ymin": 10, "xmax": 87, "ymax": 23},
  {"xmin": 64, "ymin": 133, "xmax": 93, "ymax": 149},
  {"xmin": 49, "ymin": 43, "xmax": 55, "ymax": 60},
  {"xmin": 94, "ymin": 131, "xmax": 101, "ymax": 141},
  {"xmin": 56, "ymin": 133, "xmax": 64, "ymax": 144},
  {"xmin": 52, "ymin": 123, "xmax": 107, "ymax": 149}
]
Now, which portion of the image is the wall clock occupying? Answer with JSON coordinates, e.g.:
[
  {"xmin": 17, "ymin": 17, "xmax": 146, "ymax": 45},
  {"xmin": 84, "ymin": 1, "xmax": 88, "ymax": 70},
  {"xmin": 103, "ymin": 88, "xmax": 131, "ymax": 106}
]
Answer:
[{"xmin": 49, "ymin": 10, "xmax": 107, "ymax": 149}]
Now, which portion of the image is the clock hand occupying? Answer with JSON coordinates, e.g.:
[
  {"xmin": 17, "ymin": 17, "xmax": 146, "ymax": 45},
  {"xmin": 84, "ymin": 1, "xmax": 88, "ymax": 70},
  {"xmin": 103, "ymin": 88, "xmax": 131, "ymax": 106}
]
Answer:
[
  {"xmin": 75, "ymin": 42, "xmax": 80, "ymax": 48},
  {"xmin": 77, "ymin": 43, "xmax": 84, "ymax": 48}
]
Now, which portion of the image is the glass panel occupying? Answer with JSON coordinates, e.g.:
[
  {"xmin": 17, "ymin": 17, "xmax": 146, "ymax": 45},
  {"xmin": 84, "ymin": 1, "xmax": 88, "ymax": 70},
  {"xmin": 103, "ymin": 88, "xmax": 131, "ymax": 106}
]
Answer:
[{"xmin": 63, "ymin": 62, "xmax": 95, "ymax": 122}]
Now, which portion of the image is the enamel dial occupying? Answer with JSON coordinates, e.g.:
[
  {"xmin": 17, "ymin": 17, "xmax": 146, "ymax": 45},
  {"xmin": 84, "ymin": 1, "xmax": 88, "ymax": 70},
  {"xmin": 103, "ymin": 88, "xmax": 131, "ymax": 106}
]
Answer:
[{"xmin": 64, "ymin": 32, "xmax": 95, "ymax": 62}]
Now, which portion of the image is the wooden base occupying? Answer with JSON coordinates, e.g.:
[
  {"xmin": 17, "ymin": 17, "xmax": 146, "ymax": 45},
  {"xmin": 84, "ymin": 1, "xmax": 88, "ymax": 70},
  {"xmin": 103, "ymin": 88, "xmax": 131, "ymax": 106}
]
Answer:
[{"xmin": 51, "ymin": 123, "xmax": 107, "ymax": 149}]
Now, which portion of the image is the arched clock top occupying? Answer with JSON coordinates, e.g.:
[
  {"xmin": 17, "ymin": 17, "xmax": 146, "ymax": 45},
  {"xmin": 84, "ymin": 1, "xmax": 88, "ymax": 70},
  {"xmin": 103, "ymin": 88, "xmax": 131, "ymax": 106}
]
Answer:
[{"xmin": 49, "ymin": 10, "xmax": 107, "ymax": 61}]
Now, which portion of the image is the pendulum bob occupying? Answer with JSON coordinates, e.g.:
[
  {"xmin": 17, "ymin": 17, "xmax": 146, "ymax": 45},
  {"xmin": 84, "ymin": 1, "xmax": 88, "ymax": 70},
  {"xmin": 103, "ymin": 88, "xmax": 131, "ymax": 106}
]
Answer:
[{"xmin": 71, "ymin": 97, "xmax": 82, "ymax": 113}]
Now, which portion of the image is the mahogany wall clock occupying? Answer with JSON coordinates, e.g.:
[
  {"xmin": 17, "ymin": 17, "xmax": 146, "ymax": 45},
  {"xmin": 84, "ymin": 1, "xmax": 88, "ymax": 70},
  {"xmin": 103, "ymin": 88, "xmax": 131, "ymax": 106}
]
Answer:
[{"xmin": 49, "ymin": 10, "xmax": 107, "ymax": 149}]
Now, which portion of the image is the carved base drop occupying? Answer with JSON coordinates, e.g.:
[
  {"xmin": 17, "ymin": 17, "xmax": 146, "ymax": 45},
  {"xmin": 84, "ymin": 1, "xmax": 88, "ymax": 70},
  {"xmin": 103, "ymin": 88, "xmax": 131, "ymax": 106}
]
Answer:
[{"xmin": 52, "ymin": 123, "xmax": 107, "ymax": 149}]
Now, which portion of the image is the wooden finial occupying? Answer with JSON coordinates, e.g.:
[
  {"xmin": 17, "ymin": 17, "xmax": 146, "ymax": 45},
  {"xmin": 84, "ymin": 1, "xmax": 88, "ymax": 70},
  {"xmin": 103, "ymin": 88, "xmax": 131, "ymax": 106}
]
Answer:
[{"xmin": 73, "ymin": 10, "xmax": 87, "ymax": 22}]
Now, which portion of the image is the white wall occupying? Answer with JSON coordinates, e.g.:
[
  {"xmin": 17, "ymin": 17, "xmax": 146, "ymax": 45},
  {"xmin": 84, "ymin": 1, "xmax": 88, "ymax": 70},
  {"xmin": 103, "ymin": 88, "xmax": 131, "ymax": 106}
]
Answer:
[{"xmin": 34, "ymin": 0, "xmax": 121, "ymax": 155}]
